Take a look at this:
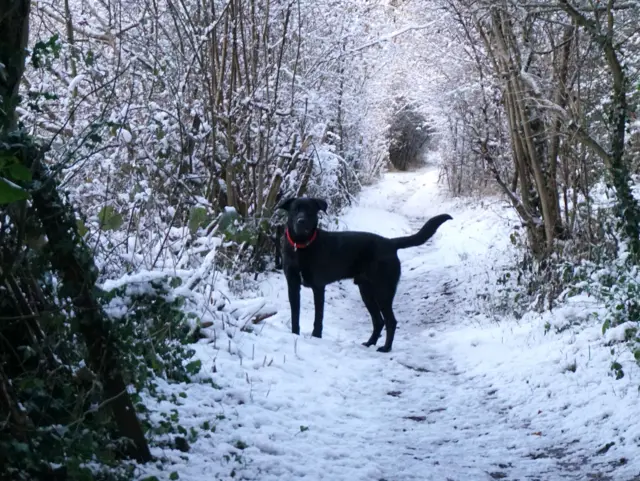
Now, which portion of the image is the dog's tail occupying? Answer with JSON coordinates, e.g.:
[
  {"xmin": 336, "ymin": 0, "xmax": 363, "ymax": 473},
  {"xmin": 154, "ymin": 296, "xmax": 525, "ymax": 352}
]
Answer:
[{"xmin": 391, "ymin": 214, "xmax": 452, "ymax": 250}]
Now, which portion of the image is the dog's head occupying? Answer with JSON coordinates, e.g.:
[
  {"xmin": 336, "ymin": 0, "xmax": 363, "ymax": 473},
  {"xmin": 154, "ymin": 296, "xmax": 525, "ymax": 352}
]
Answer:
[{"xmin": 277, "ymin": 197, "xmax": 328, "ymax": 237}]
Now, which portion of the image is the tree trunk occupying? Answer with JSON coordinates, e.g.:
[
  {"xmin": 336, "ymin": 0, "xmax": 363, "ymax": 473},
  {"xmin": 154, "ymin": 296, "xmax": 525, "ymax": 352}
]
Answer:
[
  {"xmin": 559, "ymin": 0, "xmax": 640, "ymax": 261},
  {"xmin": 0, "ymin": 0, "xmax": 31, "ymax": 132},
  {"xmin": 475, "ymin": 5, "xmax": 561, "ymax": 257},
  {"xmin": 29, "ymin": 155, "xmax": 152, "ymax": 462}
]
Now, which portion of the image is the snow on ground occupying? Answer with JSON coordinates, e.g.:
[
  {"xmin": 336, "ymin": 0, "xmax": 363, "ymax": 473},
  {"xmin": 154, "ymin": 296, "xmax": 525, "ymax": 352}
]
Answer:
[{"xmin": 137, "ymin": 164, "xmax": 640, "ymax": 481}]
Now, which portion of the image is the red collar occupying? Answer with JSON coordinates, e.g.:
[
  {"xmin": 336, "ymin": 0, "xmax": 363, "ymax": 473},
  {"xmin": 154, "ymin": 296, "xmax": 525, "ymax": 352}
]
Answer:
[{"xmin": 285, "ymin": 228, "xmax": 318, "ymax": 250}]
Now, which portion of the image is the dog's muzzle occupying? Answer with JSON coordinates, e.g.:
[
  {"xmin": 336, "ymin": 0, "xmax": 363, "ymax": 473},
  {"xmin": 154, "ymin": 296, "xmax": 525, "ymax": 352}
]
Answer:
[{"xmin": 293, "ymin": 217, "xmax": 312, "ymax": 235}]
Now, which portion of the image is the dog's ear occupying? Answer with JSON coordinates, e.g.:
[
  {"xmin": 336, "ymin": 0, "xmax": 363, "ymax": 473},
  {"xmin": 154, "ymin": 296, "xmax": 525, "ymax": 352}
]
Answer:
[
  {"xmin": 313, "ymin": 198, "xmax": 328, "ymax": 213},
  {"xmin": 276, "ymin": 197, "xmax": 296, "ymax": 212}
]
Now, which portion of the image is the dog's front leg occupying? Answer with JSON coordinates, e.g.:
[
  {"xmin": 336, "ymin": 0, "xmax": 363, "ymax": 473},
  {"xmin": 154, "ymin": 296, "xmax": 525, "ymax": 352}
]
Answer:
[
  {"xmin": 286, "ymin": 271, "xmax": 302, "ymax": 335},
  {"xmin": 311, "ymin": 286, "xmax": 325, "ymax": 338}
]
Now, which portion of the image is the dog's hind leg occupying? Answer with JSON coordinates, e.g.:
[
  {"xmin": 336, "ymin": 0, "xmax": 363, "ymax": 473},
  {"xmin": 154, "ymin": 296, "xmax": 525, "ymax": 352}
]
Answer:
[
  {"xmin": 377, "ymin": 303, "xmax": 398, "ymax": 353},
  {"xmin": 311, "ymin": 286, "xmax": 325, "ymax": 338},
  {"xmin": 375, "ymin": 259, "xmax": 401, "ymax": 353},
  {"xmin": 358, "ymin": 283, "xmax": 384, "ymax": 347}
]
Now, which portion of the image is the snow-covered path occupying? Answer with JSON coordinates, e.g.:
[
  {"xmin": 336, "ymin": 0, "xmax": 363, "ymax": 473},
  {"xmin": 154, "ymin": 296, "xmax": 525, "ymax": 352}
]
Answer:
[{"xmin": 141, "ymin": 166, "xmax": 640, "ymax": 481}]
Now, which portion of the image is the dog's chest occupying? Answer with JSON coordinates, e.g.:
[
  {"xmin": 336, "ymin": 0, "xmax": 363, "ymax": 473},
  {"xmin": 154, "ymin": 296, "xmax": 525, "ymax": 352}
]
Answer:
[
  {"xmin": 291, "ymin": 250, "xmax": 319, "ymax": 287},
  {"xmin": 298, "ymin": 258, "xmax": 316, "ymax": 287},
  {"xmin": 299, "ymin": 270, "xmax": 312, "ymax": 287}
]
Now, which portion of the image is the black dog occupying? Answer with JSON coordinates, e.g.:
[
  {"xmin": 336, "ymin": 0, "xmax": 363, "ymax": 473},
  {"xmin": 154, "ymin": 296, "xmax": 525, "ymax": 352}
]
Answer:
[{"xmin": 278, "ymin": 197, "xmax": 452, "ymax": 352}]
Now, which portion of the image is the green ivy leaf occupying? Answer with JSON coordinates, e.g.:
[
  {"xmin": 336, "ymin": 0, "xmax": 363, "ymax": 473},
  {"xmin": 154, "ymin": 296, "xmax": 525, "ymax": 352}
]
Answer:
[
  {"xmin": 98, "ymin": 205, "xmax": 124, "ymax": 231},
  {"xmin": 77, "ymin": 219, "xmax": 89, "ymax": 237},
  {"xmin": 85, "ymin": 50, "xmax": 95, "ymax": 66},
  {"xmin": 185, "ymin": 359, "xmax": 202, "ymax": 376},
  {"xmin": 0, "ymin": 155, "xmax": 17, "ymax": 169},
  {"xmin": 8, "ymin": 163, "xmax": 32, "ymax": 182},
  {"xmin": 188, "ymin": 206, "xmax": 209, "ymax": 234},
  {"xmin": 611, "ymin": 361, "xmax": 624, "ymax": 380},
  {"xmin": 31, "ymin": 33, "xmax": 61, "ymax": 68},
  {"xmin": 0, "ymin": 177, "xmax": 29, "ymax": 204},
  {"xmin": 219, "ymin": 208, "xmax": 240, "ymax": 231}
]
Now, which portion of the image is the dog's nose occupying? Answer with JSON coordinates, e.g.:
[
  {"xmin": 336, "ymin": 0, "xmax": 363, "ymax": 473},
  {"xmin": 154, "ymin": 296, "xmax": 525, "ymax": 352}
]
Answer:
[{"xmin": 296, "ymin": 218, "xmax": 305, "ymax": 225}]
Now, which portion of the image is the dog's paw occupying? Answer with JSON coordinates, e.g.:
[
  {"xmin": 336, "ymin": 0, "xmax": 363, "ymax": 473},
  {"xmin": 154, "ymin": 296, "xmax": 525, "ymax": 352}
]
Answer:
[
  {"xmin": 311, "ymin": 331, "xmax": 322, "ymax": 339},
  {"xmin": 362, "ymin": 341, "xmax": 373, "ymax": 347},
  {"xmin": 376, "ymin": 346, "xmax": 391, "ymax": 353}
]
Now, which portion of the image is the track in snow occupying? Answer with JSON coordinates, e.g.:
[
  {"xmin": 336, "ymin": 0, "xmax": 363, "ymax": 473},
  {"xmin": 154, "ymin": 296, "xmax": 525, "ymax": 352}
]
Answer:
[{"xmin": 140, "ymin": 165, "xmax": 640, "ymax": 481}]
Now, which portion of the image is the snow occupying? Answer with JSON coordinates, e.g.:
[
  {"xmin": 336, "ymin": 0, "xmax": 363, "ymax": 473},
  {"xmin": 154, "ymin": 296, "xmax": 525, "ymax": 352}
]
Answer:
[
  {"xmin": 0, "ymin": 176, "xmax": 24, "ymax": 190},
  {"xmin": 605, "ymin": 321, "xmax": 637, "ymax": 343},
  {"xmin": 135, "ymin": 165, "xmax": 640, "ymax": 481},
  {"xmin": 520, "ymin": 69, "xmax": 542, "ymax": 96},
  {"xmin": 68, "ymin": 74, "xmax": 85, "ymax": 92},
  {"xmin": 118, "ymin": 128, "xmax": 133, "ymax": 143}
]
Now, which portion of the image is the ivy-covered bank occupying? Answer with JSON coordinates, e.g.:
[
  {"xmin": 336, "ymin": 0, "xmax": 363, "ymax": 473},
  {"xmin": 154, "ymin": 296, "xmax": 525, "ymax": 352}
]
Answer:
[{"xmin": 1, "ymin": 3, "xmax": 205, "ymax": 479}]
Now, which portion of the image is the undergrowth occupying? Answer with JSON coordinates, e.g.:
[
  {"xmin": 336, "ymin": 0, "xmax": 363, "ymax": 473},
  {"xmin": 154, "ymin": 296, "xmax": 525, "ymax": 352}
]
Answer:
[
  {"xmin": 0, "ymin": 274, "xmax": 217, "ymax": 481},
  {"xmin": 490, "ymin": 204, "xmax": 640, "ymax": 382}
]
